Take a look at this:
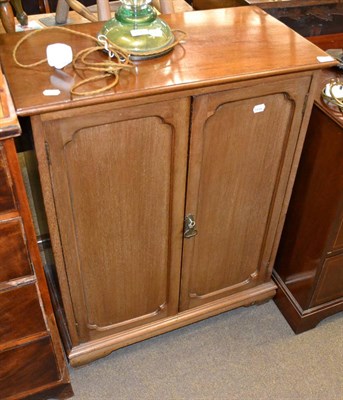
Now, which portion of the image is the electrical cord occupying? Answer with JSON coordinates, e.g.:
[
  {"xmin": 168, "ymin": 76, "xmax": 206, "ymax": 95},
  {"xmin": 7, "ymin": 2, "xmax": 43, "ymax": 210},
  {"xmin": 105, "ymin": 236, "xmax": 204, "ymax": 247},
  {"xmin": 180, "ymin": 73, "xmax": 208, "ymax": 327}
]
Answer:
[{"xmin": 12, "ymin": 26, "xmax": 186, "ymax": 96}]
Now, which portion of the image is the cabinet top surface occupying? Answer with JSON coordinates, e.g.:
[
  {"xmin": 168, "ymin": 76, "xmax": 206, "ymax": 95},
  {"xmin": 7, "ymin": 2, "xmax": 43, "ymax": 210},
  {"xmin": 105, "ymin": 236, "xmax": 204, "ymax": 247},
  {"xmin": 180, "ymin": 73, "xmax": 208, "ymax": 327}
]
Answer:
[{"xmin": 0, "ymin": 6, "xmax": 336, "ymax": 116}]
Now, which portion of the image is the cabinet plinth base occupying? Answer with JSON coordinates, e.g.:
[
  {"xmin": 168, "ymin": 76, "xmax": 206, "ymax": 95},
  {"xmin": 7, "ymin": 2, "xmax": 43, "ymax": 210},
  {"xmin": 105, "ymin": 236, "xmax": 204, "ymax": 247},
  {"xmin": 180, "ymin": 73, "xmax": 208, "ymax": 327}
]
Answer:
[
  {"xmin": 273, "ymin": 271, "xmax": 343, "ymax": 334},
  {"xmin": 68, "ymin": 282, "xmax": 276, "ymax": 367},
  {"xmin": 19, "ymin": 383, "xmax": 74, "ymax": 400}
]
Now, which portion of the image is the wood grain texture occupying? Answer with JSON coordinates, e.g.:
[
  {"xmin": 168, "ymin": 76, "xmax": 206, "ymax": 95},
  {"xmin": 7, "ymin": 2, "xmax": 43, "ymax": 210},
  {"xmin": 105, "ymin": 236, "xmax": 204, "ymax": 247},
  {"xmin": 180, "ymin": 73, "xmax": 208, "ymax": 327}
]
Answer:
[
  {"xmin": 2, "ymin": 7, "xmax": 332, "ymax": 364},
  {"xmin": 274, "ymin": 104, "xmax": 343, "ymax": 310},
  {"xmin": 307, "ymin": 32, "xmax": 343, "ymax": 54},
  {"xmin": 0, "ymin": 7, "xmax": 336, "ymax": 116},
  {"xmin": 332, "ymin": 220, "xmax": 343, "ymax": 251},
  {"xmin": 0, "ymin": 65, "xmax": 73, "ymax": 399},
  {"xmin": 34, "ymin": 98, "xmax": 190, "ymax": 343},
  {"xmin": 0, "ymin": 0, "xmax": 15, "ymax": 33},
  {"xmin": 273, "ymin": 270, "xmax": 343, "ymax": 334},
  {"xmin": 245, "ymin": 0, "xmax": 340, "ymax": 8},
  {"xmin": 0, "ymin": 283, "xmax": 46, "ymax": 346},
  {"xmin": 180, "ymin": 76, "xmax": 311, "ymax": 310},
  {"xmin": 0, "ymin": 337, "xmax": 60, "ymax": 398},
  {"xmin": 244, "ymin": 0, "xmax": 343, "ymax": 37},
  {"xmin": 192, "ymin": 0, "xmax": 246, "ymax": 10},
  {"xmin": 0, "ymin": 139, "xmax": 73, "ymax": 400},
  {"xmin": 31, "ymin": 71, "xmax": 319, "ymax": 364},
  {"xmin": 273, "ymin": 39, "xmax": 343, "ymax": 332},
  {"xmin": 0, "ymin": 143, "xmax": 16, "ymax": 213},
  {"xmin": 0, "ymin": 68, "xmax": 20, "ymax": 139},
  {"xmin": 311, "ymin": 254, "xmax": 343, "ymax": 306},
  {"xmin": 68, "ymin": 282, "xmax": 276, "ymax": 366},
  {"xmin": 0, "ymin": 217, "xmax": 32, "ymax": 282}
]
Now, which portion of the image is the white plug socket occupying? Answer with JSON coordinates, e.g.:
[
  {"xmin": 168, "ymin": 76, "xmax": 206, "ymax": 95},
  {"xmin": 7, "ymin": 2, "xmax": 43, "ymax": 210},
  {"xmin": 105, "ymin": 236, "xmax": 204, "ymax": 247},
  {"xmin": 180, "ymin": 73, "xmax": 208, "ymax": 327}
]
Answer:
[{"xmin": 46, "ymin": 43, "xmax": 73, "ymax": 70}]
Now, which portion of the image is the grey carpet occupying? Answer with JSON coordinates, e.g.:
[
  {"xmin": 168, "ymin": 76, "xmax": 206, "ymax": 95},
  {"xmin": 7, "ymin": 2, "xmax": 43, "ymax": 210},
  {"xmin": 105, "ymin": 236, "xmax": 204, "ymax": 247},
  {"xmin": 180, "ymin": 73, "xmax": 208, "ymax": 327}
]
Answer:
[{"xmin": 69, "ymin": 301, "xmax": 342, "ymax": 400}]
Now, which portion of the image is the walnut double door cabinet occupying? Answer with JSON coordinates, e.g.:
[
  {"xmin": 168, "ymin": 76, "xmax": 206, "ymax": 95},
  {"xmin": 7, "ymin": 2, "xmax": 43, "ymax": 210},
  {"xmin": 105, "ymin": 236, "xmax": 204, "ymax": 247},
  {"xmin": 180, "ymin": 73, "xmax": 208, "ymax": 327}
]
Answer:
[
  {"xmin": 0, "ymin": 7, "xmax": 335, "ymax": 367},
  {"xmin": 31, "ymin": 74, "xmax": 315, "ymax": 366}
]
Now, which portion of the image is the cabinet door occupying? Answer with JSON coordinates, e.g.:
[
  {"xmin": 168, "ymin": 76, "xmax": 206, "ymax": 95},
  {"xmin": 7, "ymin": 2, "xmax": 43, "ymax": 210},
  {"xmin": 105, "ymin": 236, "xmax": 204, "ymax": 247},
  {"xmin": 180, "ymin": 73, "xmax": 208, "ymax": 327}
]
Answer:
[
  {"xmin": 180, "ymin": 77, "xmax": 311, "ymax": 310},
  {"xmin": 41, "ymin": 99, "xmax": 190, "ymax": 343}
]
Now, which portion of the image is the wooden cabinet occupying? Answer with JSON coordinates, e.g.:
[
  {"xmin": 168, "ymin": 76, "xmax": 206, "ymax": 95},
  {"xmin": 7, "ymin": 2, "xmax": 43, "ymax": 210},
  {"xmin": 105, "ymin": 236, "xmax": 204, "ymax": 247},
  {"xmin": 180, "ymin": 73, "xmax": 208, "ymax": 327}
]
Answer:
[
  {"xmin": 0, "ymin": 71, "xmax": 73, "ymax": 399},
  {"xmin": 31, "ymin": 74, "xmax": 314, "ymax": 365},
  {"xmin": 0, "ymin": 7, "xmax": 336, "ymax": 366},
  {"xmin": 273, "ymin": 103, "xmax": 343, "ymax": 332},
  {"xmin": 273, "ymin": 40, "xmax": 343, "ymax": 332}
]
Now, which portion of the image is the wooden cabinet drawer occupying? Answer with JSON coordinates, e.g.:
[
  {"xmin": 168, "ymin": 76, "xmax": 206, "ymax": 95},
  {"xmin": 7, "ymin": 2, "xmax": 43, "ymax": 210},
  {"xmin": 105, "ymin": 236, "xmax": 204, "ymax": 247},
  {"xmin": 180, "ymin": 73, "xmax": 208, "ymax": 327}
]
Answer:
[
  {"xmin": 0, "ymin": 337, "xmax": 61, "ymax": 399},
  {"xmin": 332, "ymin": 218, "xmax": 343, "ymax": 253},
  {"xmin": 0, "ymin": 218, "xmax": 32, "ymax": 283},
  {"xmin": 0, "ymin": 144, "xmax": 15, "ymax": 214},
  {"xmin": 312, "ymin": 254, "xmax": 343, "ymax": 307},
  {"xmin": 0, "ymin": 284, "xmax": 46, "ymax": 345}
]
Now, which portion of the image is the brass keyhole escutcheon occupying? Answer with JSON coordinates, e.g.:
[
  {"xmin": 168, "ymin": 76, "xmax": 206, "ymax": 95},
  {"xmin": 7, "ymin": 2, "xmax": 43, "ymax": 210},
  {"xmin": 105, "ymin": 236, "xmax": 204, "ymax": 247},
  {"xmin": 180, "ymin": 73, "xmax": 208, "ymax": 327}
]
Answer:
[{"xmin": 184, "ymin": 214, "xmax": 198, "ymax": 239}]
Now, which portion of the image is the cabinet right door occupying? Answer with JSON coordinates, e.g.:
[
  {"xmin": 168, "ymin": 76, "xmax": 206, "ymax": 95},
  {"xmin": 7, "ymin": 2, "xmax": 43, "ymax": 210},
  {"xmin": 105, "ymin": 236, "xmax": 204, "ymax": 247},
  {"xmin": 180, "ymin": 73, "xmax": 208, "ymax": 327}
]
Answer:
[{"xmin": 180, "ymin": 76, "xmax": 312, "ymax": 311}]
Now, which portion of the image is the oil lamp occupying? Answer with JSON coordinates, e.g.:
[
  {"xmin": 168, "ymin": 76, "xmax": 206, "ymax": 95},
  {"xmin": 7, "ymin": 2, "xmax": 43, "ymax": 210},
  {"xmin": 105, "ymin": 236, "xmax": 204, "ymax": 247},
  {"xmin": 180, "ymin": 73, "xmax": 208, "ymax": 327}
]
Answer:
[{"xmin": 99, "ymin": 0, "xmax": 174, "ymax": 60}]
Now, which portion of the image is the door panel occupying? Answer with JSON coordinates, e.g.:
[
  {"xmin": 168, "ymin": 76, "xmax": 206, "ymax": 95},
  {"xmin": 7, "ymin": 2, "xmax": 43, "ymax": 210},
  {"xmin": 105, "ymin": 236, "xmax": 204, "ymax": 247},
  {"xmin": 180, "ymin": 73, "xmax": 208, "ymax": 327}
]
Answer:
[
  {"xmin": 180, "ymin": 77, "xmax": 311, "ymax": 310},
  {"xmin": 43, "ymin": 99, "xmax": 190, "ymax": 342},
  {"xmin": 311, "ymin": 254, "xmax": 343, "ymax": 307}
]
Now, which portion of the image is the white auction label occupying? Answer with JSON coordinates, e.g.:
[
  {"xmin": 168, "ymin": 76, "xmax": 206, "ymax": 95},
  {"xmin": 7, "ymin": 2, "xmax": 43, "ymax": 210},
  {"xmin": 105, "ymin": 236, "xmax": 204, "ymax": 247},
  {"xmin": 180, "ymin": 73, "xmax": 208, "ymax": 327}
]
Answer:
[
  {"xmin": 131, "ymin": 28, "xmax": 163, "ymax": 37},
  {"xmin": 317, "ymin": 56, "xmax": 335, "ymax": 63},
  {"xmin": 43, "ymin": 89, "xmax": 61, "ymax": 96},
  {"xmin": 253, "ymin": 103, "xmax": 266, "ymax": 113}
]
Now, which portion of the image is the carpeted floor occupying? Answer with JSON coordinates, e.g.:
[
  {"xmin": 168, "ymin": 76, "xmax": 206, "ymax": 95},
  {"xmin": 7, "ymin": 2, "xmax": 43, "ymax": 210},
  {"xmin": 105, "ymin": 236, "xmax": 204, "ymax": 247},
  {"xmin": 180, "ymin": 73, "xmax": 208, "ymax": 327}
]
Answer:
[{"xmin": 69, "ymin": 301, "xmax": 343, "ymax": 400}]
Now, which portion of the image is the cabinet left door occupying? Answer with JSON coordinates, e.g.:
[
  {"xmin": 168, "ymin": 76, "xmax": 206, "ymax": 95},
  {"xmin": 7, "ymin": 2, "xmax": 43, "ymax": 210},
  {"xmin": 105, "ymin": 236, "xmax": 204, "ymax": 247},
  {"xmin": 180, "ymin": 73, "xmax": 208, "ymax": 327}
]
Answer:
[{"xmin": 33, "ymin": 98, "xmax": 190, "ymax": 350}]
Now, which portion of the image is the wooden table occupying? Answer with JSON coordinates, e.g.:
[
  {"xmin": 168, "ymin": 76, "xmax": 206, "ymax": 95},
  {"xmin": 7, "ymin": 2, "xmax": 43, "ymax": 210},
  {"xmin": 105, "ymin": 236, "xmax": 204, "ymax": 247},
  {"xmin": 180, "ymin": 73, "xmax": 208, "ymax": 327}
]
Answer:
[
  {"xmin": 193, "ymin": 0, "xmax": 343, "ymax": 36},
  {"xmin": 245, "ymin": 0, "xmax": 343, "ymax": 36},
  {"xmin": 0, "ymin": 7, "xmax": 337, "ymax": 366}
]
